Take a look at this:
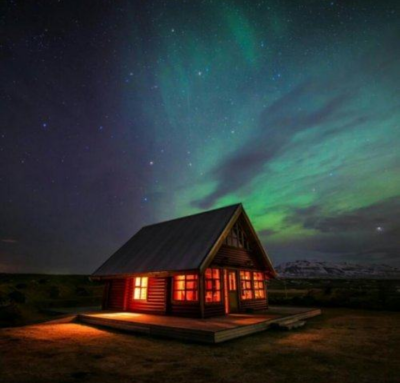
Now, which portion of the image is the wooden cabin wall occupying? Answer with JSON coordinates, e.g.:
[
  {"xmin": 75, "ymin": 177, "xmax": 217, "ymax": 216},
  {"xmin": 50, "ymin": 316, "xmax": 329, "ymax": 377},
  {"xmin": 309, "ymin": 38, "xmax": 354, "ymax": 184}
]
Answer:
[
  {"xmin": 239, "ymin": 298, "xmax": 268, "ymax": 312},
  {"xmin": 169, "ymin": 302, "xmax": 201, "ymax": 317},
  {"xmin": 204, "ymin": 304, "xmax": 225, "ymax": 317},
  {"xmin": 102, "ymin": 270, "xmax": 268, "ymax": 317},
  {"xmin": 104, "ymin": 279, "xmax": 126, "ymax": 310},
  {"xmin": 211, "ymin": 245, "xmax": 263, "ymax": 269},
  {"xmin": 126, "ymin": 277, "xmax": 167, "ymax": 315}
]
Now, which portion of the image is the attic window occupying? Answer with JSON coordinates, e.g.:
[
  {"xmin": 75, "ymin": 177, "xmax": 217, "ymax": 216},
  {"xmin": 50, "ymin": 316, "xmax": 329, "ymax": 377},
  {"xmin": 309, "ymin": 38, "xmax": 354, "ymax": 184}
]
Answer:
[
  {"xmin": 224, "ymin": 222, "xmax": 250, "ymax": 250},
  {"xmin": 173, "ymin": 274, "xmax": 198, "ymax": 302},
  {"xmin": 133, "ymin": 277, "xmax": 148, "ymax": 300},
  {"xmin": 205, "ymin": 268, "xmax": 221, "ymax": 303}
]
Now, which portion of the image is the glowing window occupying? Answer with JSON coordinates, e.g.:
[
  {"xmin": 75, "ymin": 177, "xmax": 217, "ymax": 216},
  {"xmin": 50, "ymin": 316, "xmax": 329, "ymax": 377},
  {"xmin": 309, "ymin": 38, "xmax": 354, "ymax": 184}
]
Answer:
[
  {"xmin": 133, "ymin": 277, "xmax": 148, "ymax": 300},
  {"xmin": 205, "ymin": 268, "xmax": 221, "ymax": 303},
  {"xmin": 173, "ymin": 274, "xmax": 198, "ymax": 301},
  {"xmin": 253, "ymin": 272, "xmax": 265, "ymax": 299},
  {"xmin": 228, "ymin": 272, "xmax": 237, "ymax": 291},
  {"xmin": 240, "ymin": 271, "xmax": 253, "ymax": 300}
]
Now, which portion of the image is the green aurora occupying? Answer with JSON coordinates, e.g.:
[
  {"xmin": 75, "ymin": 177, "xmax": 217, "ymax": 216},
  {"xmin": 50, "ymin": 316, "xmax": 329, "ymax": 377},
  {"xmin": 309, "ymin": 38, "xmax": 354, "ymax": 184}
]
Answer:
[{"xmin": 127, "ymin": 1, "xmax": 400, "ymax": 265}]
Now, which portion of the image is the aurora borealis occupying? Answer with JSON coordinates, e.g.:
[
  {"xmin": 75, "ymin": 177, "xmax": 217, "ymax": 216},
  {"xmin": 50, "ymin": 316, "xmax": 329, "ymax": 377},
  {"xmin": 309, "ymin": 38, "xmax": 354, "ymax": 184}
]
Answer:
[{"xmin": 1, "ymin": 1, "xmax": 400, "ymax": 273}]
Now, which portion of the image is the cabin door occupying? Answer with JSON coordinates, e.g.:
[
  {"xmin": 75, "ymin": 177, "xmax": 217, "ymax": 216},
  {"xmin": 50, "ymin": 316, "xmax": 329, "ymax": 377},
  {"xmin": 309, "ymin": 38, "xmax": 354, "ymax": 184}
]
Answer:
[{"xmin": 224, "ymin": 270, "xmax": 239, "ymax": 313}]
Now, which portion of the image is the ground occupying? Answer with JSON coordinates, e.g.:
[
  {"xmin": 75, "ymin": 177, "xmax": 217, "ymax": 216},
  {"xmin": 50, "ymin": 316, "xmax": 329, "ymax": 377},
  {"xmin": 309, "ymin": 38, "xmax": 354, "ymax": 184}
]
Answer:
[
  {"xmin": 1, "ymin": 308, "xmax": 399, "ymax": 383},
  {"xmin": 0, "ymin": 274, "xmax": 103, "ymax": 327}
]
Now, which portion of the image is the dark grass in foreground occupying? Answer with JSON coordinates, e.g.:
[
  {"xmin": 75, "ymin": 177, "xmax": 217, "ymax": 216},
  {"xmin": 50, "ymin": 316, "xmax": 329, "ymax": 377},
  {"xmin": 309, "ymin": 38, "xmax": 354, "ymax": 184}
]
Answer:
[
  {"xmin": 1, "ymin": 308, "xmax": 399, "ymax": 383},
  {"xmin": 0, "ymin": 274, "xmax": 103, "ymax": 327}
]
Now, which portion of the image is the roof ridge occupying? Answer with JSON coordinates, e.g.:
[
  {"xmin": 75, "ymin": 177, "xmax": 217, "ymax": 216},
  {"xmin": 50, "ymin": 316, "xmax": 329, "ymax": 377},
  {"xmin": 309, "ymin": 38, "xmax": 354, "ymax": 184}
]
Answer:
[{"xmin": 141, "ymin": 203, "xmax": 242, "ymax": 229}]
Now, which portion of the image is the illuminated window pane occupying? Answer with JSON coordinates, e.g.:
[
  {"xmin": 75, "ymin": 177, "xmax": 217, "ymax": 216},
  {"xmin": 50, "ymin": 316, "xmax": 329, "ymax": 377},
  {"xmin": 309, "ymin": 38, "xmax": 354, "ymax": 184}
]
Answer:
[
  {"xmin": 240, "ymin": 271, "xmax": 253, "ymax": 300},
  {"xmin": 174, "ymin": 290, "xmax": 185, "ymax": 301},
  {"xmin": 133, "ymin": 277, "xmax": 148, "ymax": 301},
  {"xmin": 174, "ymin": 280, "xmax": 185, "ymax": 290},
  {"xmin": 228, "ymin": 273, "xmax": 237, "ymax": 291},
  {"xmin": 254, "ymin": 272, "xmax": 263, "ymax": 281},
  {"xmin": 255, "ymin": 290, "xmax": 265, "ymax": 299},
  {"xmin": 205, "ymin": 268, "xmax": 221, "ymax": 303},
  {"xmin": 186, "ymin": 281, "xmax": 197, "ymax": 289},
  {"xmin": 253, "ymin": 272, "xmax": 265, "ymax": 300},
  {"xmin": 173, "ymin": 275, "xmax": 198, "ymax": 302},
  {"xmin": 186, "ymin": 291, "xmax": 195, "ymax": 301}
]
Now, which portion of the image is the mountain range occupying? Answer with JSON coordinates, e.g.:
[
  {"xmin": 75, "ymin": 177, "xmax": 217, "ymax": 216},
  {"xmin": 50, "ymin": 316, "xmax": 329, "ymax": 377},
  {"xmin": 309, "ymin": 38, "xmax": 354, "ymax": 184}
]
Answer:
[{"xmin": 275, "ymin": 260, "xmax": 400, "ymax": 279}]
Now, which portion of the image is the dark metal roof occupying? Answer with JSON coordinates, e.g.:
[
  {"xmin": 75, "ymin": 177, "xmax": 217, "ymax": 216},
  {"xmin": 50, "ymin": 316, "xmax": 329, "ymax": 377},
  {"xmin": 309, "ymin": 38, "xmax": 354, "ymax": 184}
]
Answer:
[{"xmin": 93, "ymin": 204, "xmax": 241, "ymax": 277}]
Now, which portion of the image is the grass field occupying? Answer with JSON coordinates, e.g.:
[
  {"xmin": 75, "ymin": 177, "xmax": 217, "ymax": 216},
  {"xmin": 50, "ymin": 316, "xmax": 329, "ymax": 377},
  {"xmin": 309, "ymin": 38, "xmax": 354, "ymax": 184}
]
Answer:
[
  {"xmin": 0, "ymin": 274, "xmax": 103, "ymax": 327},
  {"xmin": 0, "ymin": 308, "xmax": 399, "ymax": 383},
  {"xmin": 268, "ymin": 278, "xmax": 400, "ymax": 311}
]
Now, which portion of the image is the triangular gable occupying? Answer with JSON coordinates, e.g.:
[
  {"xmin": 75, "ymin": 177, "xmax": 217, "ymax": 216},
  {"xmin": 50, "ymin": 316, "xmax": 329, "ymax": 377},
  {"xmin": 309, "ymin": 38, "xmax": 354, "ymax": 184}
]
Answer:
[{"xmin": 199, "ymin": 205, "xmax": 277, "ymax": 278}]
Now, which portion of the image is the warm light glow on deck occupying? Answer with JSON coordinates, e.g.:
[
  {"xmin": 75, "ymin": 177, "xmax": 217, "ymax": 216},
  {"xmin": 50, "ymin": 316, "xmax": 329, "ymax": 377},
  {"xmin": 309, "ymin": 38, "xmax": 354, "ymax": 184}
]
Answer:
[{"xmin": 92, "ymin": 312, "xmax": 142, "ymax": 319}]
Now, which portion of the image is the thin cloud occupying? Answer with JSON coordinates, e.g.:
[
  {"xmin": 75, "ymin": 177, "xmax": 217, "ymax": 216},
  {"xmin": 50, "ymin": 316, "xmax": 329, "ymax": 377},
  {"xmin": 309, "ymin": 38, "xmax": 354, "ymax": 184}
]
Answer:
[{"xmin": 1, "ymin": 238, "xmax": 18, "ymax": 244}]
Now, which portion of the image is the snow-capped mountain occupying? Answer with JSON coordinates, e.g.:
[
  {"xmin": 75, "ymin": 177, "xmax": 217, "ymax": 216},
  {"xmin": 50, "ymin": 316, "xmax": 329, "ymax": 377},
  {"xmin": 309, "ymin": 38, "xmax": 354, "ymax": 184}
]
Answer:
[{"xmin": 275, "ymin": 260, "xmax": 400, "ymax": 279}]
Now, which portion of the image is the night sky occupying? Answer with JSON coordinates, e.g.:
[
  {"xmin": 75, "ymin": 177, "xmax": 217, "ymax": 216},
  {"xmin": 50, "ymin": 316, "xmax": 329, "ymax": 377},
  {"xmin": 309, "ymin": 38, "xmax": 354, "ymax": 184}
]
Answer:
[{"xmin": 1, "ymin": 1, "xmax": 400, "ymax": 274}]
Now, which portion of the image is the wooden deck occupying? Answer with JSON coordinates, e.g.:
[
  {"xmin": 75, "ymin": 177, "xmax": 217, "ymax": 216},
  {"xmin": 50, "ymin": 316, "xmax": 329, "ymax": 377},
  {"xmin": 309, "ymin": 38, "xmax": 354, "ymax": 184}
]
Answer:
[{"xmin": 78, "ymin": 306, "xmax": 321, "ymax": 343}]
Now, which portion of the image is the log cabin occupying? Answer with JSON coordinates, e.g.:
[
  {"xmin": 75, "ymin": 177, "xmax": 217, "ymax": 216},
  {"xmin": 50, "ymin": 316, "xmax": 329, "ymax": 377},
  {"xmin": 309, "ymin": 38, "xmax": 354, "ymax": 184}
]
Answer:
[{"xmin": 92, "ymin": 203, "xmax": 277, "ymax": 318}]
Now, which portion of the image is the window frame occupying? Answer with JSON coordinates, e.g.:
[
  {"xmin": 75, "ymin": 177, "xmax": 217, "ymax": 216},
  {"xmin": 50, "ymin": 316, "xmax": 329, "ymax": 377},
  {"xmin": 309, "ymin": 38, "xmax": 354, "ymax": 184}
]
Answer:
[
  {"xmin": 172, "ymin": 274, "xmax": 199, "ymax": 304},
  {"xmin": 223, "ymin": 222, "xmax": 251, "ymax": 250},
  {"xmin": 133, "ymin": 276, "xmax": 148, "ymax": 301},
  {"xmin": 228, "ymin": 271, "xmax": 237, "ymax": 291},
  {"xmin": 204, "ymin": 268, "xmax": 222, "ymax": 305},
  {"xmin": 253, "ymin": 272, "xmax": 266, "ymax": 300},
  {"xmin": 239, "ymin": 270, "xmax": 254, "ymax": 300}
]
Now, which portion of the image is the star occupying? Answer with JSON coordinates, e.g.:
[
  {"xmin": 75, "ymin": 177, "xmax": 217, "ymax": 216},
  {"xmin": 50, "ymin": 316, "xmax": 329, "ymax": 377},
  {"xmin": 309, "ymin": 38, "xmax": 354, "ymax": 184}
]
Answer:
[{"xmin": 149, "ymin": 161, "xmax": 154, "ymax": 166}]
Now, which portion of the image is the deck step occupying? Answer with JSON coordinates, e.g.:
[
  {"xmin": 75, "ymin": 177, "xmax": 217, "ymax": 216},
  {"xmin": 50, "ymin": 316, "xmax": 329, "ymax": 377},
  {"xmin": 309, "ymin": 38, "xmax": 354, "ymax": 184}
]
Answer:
[
  {"xmin": 274, "ymin": 320, "xmax": 306, "ymax": 330},
  {"xmin": 274, "ymin": 317, "xmax": 303, "ymax": 326}
]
